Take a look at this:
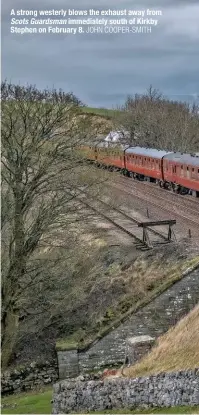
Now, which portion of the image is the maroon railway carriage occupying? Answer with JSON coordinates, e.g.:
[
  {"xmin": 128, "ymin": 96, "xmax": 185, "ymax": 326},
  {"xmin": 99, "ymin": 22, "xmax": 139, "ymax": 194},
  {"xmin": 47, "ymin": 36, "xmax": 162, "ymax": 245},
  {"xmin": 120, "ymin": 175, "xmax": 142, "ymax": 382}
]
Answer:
[
  {"xmin": 77, "ymin": 141, "xmax": 98, "ymax": 162},
  {"xmin": 79, "ymin": 143, "xmax": 199, "ymax": 196},
  {"xmin": 85, "ymin": 145, "xmax": 97, "ymax": 161},
  {"xmin": 163, "ymin": 153, "xmax": 199, "ymax": 196},
  {"xmin": 96, "ymin": 143, "xmax": 128, "ymax": 170},
  {"xmin": 124, "ymin": 147, "xmax": 171, "ymax": 181}
]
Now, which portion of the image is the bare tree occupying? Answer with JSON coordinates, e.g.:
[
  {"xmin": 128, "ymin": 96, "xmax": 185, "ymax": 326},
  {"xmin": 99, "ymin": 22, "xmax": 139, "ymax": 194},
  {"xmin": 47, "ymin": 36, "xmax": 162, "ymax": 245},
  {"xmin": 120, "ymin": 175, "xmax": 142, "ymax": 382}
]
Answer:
[
  {"xmin": 113, "ymin": 86, "xmax": 199, "ymax": 152},
  {"xmin": 1, "ymin": 81, "xmax": 95, "ymax": 368}
]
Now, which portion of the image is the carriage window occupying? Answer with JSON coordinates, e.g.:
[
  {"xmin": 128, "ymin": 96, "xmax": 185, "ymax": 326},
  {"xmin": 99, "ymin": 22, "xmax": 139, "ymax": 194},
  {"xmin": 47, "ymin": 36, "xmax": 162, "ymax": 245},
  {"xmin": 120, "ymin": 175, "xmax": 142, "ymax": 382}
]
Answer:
[
  {"xmin": 192, "ymin": 168, "xmax": 196, "ymax": 178},
  {"xmin": 186, "ymin": 166, "xmax": 190, "ymax": 178}
]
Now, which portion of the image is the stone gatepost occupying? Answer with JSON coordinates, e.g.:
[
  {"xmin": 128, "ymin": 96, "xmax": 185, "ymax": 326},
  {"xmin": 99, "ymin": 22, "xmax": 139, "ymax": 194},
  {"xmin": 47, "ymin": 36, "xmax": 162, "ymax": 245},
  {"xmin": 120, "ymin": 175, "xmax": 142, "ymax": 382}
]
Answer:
[
  {"xmin": 126, "ymin": 335, "xmax": 155, "ymax": 365},
  {"xmin": 56, "ymin": 342, "xmax": 79, "ymax": 380}
]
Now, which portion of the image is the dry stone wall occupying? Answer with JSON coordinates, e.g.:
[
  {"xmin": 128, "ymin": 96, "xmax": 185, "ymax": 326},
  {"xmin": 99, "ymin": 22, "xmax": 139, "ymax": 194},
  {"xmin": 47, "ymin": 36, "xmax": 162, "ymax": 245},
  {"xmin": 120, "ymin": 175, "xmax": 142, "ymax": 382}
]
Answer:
[
  {"xmin": 1, "ymin": 361, "xmax": 58, "ymax": 395},
  {"xmin": 58, "ymin": 350, "xmax": 79, "ymax": 380},
  {"xmin": 52, "ymin": 369, "xmax": 199, "ymax": 413},
  {"xmin": 126, "ymin": 335, "xmax": 155, "ymax": 365}
]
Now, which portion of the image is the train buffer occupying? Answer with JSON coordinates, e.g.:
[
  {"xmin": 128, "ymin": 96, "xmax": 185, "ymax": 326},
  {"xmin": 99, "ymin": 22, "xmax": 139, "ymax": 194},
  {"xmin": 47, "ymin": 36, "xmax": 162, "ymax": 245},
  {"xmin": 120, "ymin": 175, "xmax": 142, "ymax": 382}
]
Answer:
[{"xmin": 138, "ymin": 220, "xmax": 177, "ymax": 249}]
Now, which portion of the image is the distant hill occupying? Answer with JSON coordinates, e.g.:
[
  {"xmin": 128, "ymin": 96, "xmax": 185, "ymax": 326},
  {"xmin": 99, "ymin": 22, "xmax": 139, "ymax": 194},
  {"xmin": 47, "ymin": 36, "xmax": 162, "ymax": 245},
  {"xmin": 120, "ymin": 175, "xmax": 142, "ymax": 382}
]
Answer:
[{"xmin": 81, "ymin": 106, "xmax": 120, "ymax": 119}]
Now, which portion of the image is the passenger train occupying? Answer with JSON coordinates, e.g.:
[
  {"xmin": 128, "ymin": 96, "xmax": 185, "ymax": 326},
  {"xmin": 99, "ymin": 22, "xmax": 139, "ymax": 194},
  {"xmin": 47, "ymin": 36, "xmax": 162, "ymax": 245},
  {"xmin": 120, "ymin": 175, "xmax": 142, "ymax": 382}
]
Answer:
[{"xmin": 79, "ymin": 142, "xmax": 199, "ymax": 197}]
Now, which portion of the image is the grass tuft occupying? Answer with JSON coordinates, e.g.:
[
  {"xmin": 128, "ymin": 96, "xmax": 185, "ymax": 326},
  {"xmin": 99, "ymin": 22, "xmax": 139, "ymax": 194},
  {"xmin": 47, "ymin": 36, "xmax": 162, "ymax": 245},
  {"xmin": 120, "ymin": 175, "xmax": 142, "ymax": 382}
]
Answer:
[{"xmin": 124, "ymin": 304, "xmax": 199, "ymax": 378}]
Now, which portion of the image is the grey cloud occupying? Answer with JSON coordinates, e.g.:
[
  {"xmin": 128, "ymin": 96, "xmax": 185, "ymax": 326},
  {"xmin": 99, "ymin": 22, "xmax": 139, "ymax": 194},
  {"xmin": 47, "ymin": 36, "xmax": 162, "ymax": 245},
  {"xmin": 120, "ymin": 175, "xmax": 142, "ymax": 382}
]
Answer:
[{"xmin": 2, "ymin": 0, "xmax": 199, "ymax": 107}]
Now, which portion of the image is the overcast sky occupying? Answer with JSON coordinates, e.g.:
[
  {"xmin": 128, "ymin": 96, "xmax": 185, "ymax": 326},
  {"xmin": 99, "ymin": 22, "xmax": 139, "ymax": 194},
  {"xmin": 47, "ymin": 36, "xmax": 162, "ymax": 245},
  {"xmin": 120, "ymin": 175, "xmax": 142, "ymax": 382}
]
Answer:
[{"xmin": 2, "ymin": 0, "xmax": 199, "ymax": 107}]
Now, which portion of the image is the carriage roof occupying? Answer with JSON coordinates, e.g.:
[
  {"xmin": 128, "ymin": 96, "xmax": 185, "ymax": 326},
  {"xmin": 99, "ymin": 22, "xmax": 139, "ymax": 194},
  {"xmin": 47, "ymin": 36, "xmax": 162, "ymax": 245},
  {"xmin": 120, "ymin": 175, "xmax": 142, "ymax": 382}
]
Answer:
[
  {"xmin": 164, "ymin": 152, "xmax": 199, "ymax": 167},
  {"xmin": 125, "ymin": 146, "xmax": 171, "ymax": 159}
]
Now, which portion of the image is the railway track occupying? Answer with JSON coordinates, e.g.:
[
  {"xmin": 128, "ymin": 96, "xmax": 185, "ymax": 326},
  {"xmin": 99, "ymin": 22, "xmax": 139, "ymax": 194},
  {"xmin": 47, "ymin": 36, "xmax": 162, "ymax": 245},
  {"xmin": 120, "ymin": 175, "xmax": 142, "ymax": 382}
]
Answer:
[
  {"xmin": 125, "ymin": 174, "xmax": 199, "ymax": 205},
  {"xmin": 118, "ymin": 175, "xmax": 199, "ymax": 213},
  {"xmin": 76, "ymin": 190, "xmax": 176, "ymax": 250},
  {"xmin": 107, "ymin": 181, "xmax": 199, "ymax": 228},
  {"xmin": 91, "ymin": 161, "xmax": 199, "ymax": 208}
]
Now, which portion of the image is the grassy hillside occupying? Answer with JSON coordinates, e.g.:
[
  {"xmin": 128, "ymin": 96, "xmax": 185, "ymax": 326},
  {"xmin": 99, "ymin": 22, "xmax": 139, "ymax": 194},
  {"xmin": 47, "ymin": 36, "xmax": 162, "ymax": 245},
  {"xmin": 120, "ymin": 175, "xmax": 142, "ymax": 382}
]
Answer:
[
  {"xmin": 79, "ymin": 109, "xmax": 114, "ymax": 135},
  {"xmin": 81, "ymin": 106, "xmax": 119, "ymax": 118},
  {"xmin": 124, "ymin": 304, "xmax": 199, "ymax": 378}
]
